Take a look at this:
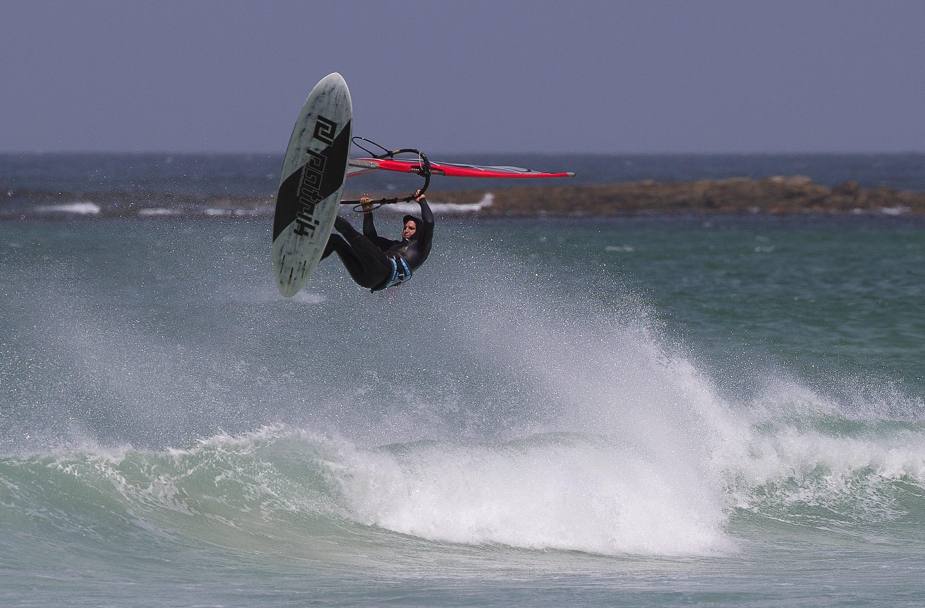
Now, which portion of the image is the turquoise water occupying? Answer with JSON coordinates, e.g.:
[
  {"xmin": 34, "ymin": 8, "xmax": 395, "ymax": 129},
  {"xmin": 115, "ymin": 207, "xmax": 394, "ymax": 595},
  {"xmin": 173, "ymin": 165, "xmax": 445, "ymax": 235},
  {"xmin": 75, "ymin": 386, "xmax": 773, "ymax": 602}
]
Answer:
[{"xmin": 1, "ymin": 215, "xmax": 924, "ymax": 606}]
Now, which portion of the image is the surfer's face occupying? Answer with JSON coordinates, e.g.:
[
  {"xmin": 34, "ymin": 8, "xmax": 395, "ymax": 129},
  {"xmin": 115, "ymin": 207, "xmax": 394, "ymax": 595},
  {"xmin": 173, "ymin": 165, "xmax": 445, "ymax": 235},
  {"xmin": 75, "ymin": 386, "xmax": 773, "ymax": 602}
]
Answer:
[{"xmin": 402, "ymin": 220, "xmax": 417, "ymax": 239}]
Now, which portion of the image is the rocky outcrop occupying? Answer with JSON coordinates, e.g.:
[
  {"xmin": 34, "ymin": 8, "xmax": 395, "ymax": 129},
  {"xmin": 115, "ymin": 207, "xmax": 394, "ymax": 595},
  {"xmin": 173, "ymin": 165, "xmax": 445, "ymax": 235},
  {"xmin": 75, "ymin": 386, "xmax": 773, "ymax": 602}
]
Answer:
[{"xmin": 413, "ymin": 176, "xmax": 925, "ymax": 216}]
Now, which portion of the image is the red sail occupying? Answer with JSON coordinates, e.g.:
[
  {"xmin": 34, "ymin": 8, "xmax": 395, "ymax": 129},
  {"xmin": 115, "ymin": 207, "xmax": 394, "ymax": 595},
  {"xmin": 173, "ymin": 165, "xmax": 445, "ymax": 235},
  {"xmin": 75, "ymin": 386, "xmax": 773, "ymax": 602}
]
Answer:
[{"xmin": 347, "ymin": 158, "xmax": 574, "ymax": 179}]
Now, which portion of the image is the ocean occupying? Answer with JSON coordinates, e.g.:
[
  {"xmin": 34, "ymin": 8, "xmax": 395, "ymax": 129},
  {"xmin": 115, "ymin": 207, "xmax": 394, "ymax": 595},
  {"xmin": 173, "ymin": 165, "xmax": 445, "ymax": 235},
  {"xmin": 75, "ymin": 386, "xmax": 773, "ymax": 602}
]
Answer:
[{"xmin": 1, "ymin": 154, "xmax": 924, "ymax": 606}]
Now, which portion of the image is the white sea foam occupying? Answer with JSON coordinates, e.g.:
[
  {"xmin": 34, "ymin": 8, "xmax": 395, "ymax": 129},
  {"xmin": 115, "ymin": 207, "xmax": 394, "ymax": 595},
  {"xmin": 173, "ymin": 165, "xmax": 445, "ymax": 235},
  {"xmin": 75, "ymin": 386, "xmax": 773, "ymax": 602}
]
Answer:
[
  {"xmin": 735, "ymin": 427, "xmax": 925, "ymax": 488},
  {"xmin": 229, "ymin": 288, "xmax": 325, "ymax": 305},
  {"xmin": 36, "ymin": 202, "xmax": 100, "ymax": 215},
  {"xmin": 319, "ymin": 270, "xmax": 746, "ymax": 556},
  {"xmin": 387, "ymin": 192, "xmax": 494, "ymax": 214},
  {"xmin": 201, "ymin": 207, "xmax": 263, "ymax": 217},
  {"xmin": 138, "ymin": 207, "xmax": 182, "ymax": 217},
  {"xmin": 336, "ymin": 436, "xmax": 733, "ymax": 556},
  {"xmin": 292, "ymin": 291, "xmax": 326, "ymax": 304}
]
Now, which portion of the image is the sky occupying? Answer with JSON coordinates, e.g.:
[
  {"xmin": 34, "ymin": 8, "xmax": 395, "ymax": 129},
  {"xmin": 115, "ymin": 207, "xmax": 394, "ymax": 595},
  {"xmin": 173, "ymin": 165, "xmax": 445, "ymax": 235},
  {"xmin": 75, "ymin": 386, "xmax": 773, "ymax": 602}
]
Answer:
[{"xmin": 2, "ymin": 0, "xmax": 923, "ymax": 154}]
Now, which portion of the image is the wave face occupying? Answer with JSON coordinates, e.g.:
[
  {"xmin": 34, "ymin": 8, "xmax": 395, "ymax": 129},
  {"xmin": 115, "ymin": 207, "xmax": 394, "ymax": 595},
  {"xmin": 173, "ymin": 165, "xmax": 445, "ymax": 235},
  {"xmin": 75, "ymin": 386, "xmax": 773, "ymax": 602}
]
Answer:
[
  {"xmin": 4, "ymin": 416, "xmax": 925, "ymax": 565},
  {"xmin": 0, "ymin": 428, "xmax": 722, "ymax": 559},
  {"xmin": 2, "ymin": 217, "xmax": 924, "ymax": 606}
]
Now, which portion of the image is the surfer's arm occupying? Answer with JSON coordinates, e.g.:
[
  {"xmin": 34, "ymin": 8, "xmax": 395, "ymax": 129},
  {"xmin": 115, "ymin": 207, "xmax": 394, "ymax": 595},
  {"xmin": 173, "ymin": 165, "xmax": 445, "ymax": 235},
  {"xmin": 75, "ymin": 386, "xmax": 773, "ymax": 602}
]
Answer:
[
  {"xmin": 418, "ymin": 195, "xmax": 434, "ymax": 227},
  {"xmin": 361, "ymin": 196, "xmax": 379, "ymax": 239},
  {"xmin": 415, "ymin": 193, "xmax": 434, "ymax": 257},
  {"xmin": 363, "ymin": 215, "xmax": 379, "ymax": 239}
]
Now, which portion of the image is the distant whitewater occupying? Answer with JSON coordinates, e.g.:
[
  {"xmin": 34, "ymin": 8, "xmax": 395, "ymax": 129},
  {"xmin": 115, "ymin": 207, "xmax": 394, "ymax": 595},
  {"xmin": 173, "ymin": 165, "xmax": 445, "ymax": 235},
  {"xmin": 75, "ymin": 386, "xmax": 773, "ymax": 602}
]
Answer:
[
  {"xmin": 4, "ymin": 153, "xmax": 925, "ymax": 220},
  {"xmin": 1, "ymin": 195, "xmax": 494, "ymax": 220}
]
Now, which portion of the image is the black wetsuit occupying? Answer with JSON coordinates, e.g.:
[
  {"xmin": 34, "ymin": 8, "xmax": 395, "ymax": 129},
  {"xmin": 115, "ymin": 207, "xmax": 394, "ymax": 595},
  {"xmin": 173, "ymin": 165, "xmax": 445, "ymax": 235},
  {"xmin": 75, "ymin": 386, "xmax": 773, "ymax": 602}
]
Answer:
[{"xmin": 321, "ymin": 198, "xmax": 434, "ymax": 290}]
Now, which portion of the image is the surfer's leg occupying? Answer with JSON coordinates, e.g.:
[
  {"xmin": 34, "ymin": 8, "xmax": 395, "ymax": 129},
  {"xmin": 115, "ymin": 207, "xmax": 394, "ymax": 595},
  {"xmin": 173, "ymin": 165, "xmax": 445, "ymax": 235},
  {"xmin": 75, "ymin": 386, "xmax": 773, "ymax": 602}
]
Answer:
[
  {"xmin": 333, "ymin": 215, "xmax": 360, "ymax": 239},
  {"xmin": 323, "ymin": 215, "xmax": 363, "ymax": 260},
  {"xmin": 325, "ymin": 233, "xmax": 390, "ymax": 288},
  {"xmin": 351, "ymin": 241, "xmax": 392, "ymax": 289},
  {"xmin": 323, "ymin": 234, "xmax": 360, "ymax": 270},
  {"xmin": 321, "ymin": 234, "xmax": 345, "ymax": 260}
]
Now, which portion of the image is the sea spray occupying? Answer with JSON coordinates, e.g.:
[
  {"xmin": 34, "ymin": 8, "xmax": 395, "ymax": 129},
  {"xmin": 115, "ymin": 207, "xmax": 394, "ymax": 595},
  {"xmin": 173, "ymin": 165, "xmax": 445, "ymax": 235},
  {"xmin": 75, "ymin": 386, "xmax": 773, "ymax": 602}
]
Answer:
[
  {"xmin": 3, "ymin": 218, "xmax": 925, "ymax": 570},
  {"xmin": 335, "ymin": 434, "xmax": 733, "ymax": 555}
]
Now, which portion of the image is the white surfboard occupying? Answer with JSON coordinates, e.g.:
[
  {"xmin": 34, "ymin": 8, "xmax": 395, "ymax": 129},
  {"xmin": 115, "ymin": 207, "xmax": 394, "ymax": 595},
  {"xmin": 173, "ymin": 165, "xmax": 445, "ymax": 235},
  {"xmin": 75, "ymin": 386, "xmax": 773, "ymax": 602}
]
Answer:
[{"xmin": 272, "ymin": 73, "xmax": 352, "ymax": 297}]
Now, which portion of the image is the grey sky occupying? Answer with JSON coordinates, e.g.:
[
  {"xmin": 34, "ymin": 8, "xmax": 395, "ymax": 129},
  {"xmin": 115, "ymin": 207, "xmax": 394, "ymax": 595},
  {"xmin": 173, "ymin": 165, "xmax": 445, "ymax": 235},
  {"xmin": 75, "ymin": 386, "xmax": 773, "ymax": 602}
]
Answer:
[{"xmin": 2, "ymin": 0, "xmax": 923, "ymax": 153}]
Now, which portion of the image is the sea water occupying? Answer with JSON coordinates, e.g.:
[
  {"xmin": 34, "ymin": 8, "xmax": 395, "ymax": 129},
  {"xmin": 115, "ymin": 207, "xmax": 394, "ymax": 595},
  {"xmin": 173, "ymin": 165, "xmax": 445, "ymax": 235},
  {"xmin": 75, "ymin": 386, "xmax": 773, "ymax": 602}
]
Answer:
[{"xmin": 1, "ymin": 156, "xmax": 924, "ymax": 606}]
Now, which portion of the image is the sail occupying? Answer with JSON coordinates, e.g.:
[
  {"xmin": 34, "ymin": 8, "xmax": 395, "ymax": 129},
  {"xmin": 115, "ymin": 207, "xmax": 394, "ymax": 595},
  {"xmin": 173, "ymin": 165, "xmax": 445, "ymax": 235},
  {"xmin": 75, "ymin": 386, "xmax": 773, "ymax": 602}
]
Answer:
[{"xmin": 347, "ymin": 157, "xmax": 574, "ymax": 179}]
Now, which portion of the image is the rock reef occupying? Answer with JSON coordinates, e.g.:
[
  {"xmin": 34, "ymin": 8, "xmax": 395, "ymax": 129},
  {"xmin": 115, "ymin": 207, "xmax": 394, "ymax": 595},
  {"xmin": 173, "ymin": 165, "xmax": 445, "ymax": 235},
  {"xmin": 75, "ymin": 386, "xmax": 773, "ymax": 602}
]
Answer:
[{"xmin": 416, "ymin": 176, "xmax": 925, "ymax": 216}]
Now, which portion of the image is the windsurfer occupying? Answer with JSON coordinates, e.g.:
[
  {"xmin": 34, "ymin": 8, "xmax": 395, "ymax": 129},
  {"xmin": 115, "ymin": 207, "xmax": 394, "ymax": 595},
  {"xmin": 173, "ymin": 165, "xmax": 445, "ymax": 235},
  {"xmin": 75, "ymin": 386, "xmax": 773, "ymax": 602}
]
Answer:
[{"xmin": 321, "ymin": 190, "xmax": 433, "ymax": 291}]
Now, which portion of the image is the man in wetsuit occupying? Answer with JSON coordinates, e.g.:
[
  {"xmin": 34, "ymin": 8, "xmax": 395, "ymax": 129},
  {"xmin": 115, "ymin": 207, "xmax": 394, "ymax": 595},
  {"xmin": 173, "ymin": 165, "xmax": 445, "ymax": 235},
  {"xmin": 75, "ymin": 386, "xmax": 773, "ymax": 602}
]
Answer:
[{"xmin": 321, "ymin": 190, "xmax": 434, "ymax": 291}]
